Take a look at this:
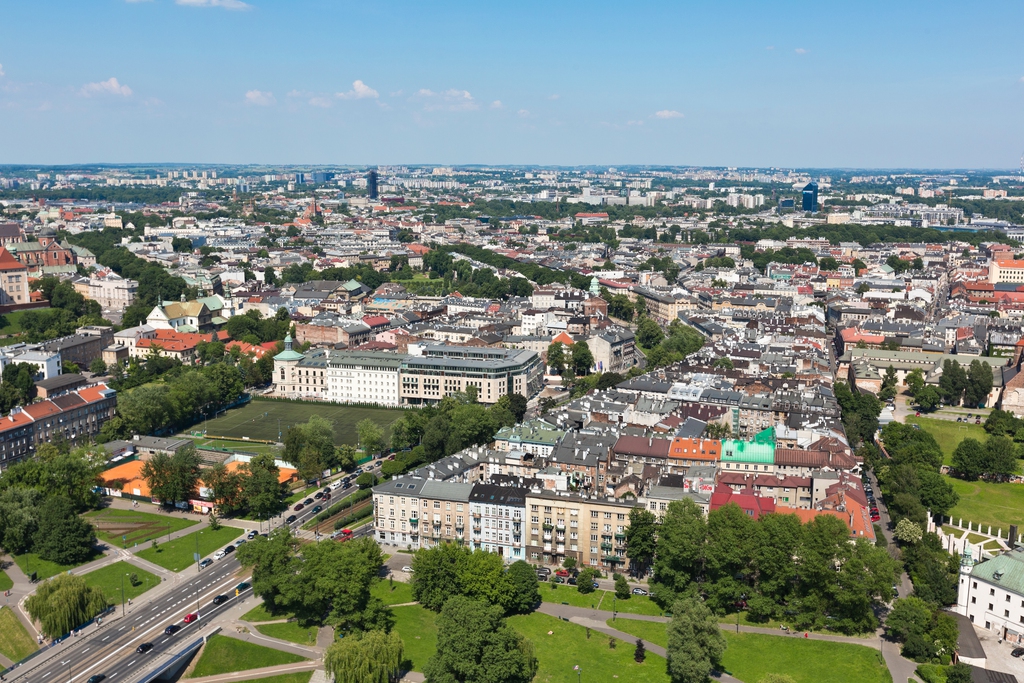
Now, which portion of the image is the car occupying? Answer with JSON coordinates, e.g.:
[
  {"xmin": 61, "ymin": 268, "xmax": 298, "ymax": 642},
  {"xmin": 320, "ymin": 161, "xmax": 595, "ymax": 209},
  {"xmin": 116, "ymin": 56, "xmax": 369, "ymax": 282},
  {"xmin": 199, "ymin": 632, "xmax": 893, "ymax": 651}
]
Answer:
[
  {"xmin": 235, "ymin": 539, "xmax": 246, "ymax": 547},
  {"xmin": 331, "ymin": 481, "xmax": 342, "ymax": 490},
  {"xmin": 892, "ymin": 585, "xmax": 900, "ymax": 598},
  {"xmin": 956, "ymin": 416, "xmax": 963, "ymax": 422},
  {"xmin": 314, "ymin": 491, "xmax": 323, "ymax": 500},
  {"xmin": 303, "ymin": 498, "xmax": 314, "ymax": 505},
  {"xmin": 1011, "ymin": 647, "xmax": 1024, "ymax": 658},
  {"xmin": 592, "ymin": 582, "xmax": 600, "ymax": 589},
  {"xmin": 323, "ymin": 487, "xmax": 332, "ymax": 495},
  {"xmin": 323, "ymin": 493, "xmax": 331, "ymax": 501},
  {"xmin": 247, "ymin": 530, "xmax": 258, "ymax": 540},
  {"xmin": 164, "ymin": 624, "xmax": 180, "ymax": 636},
  {"xmin": 236, "ymin": 582, "xmax": 251, "ymax": 592},
  {"xmin": 976, "ymin": 418, "xmax": 982, "ymax": 424},
  {"xmin": 311, "ymin": 505, "xmax": 322, "ymax": 514},
  {"xmin": 555, "ymin": 569, "xmax": 570, "ymax": 577},
  {"xmin": 551, "ymin": 576, "xmax": 564, "ymax": 584},
  {"xmin": 286, "ymin": 515, "xmax": 297, "ymax": 524},
  {"xmin": 401, "ymin": 566, "xmax": 413, "ymax": 573},
  {"xmin": 212, "ymin": 595, "xmax": 228, "ymax": 605},
  {"xmin": 213, "ymin": 550, "xmax": 226, "ymax": 560},
  {"xmin": 87, "ymin": 675, "xmax": 106, "ymax": 683},
  {"xmin": 342, "ymin": 482, "xmax": 351, "ymax": 489},
  {"xmin": 136, "ymin": 643, "xmax": 154, "ymax": 654},
  {"xmin": 224, "ymin": 545, "xmax": 235, "ymax": 554},
  {"xmin": 183, "ymin": 612, "xmax": 198, "ymax": 624},
  {"xmin": 632, "ymin": 588, "xmax": 648, "ymax": 596},
  {"xmin": 374, "ymin": 460, "xmax": 382, "ymax": 467},
  {"xmin": 912, "ymin": 424, "xmax": 921, "ymax": 430},
  {"xmin": 199, "ymin": 558, "xmax": 213, "ymax": 569},
  {"xmin": 567, "ymin": 577, "xmax": 577, "ymax": 585},
  {"xmin": 354, "ymin": 468, "xmax": 364, "ymax": 475},
  {"xmin": 293, "ymin": 503, "xmax": 305, "ymax": 512},
  {"xmin": 871, "ymin": 514, "xmax": 881, "ymax": 522},
  {"xmin": 535, "ymin": 566, "xmax": 551, "ymax": 576}
]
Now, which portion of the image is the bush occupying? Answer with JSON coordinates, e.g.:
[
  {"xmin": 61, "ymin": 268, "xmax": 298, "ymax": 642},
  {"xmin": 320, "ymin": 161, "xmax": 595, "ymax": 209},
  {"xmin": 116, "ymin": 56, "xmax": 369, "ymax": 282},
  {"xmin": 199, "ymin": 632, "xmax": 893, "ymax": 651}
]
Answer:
[{"xmin": 577, "ymin": 568, "xmax": 598, "ymax": 595}]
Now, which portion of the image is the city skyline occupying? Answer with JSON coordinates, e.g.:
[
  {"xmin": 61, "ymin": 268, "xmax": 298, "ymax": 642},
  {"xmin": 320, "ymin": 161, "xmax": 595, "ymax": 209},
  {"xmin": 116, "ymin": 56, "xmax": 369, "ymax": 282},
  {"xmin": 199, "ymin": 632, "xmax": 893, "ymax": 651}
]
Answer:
[{"xmin": 0, "ymin": 0, "xmax": 1022, "ymax": 167}]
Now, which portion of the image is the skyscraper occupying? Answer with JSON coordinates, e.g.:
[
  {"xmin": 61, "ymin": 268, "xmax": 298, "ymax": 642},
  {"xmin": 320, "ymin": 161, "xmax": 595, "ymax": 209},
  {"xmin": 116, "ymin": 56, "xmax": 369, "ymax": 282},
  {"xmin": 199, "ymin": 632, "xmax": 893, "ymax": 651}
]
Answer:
[
  {"xmin": 366, "ymin": 171, "xmax": 379, "ymax": 200},
  {"xmin": 802, "ymin": 182, "xmax": 818, "ymax": 212}
]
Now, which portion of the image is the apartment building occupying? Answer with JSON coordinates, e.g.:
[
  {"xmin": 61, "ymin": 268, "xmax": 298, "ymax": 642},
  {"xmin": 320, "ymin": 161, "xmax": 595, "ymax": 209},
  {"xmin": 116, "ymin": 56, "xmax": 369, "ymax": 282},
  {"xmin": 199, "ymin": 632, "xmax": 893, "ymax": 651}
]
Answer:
[
  {"xmin": 956, "ymin": 547, "xmax": 1024, "ymax": 643},
  {"xmin": 469, "ymin": 483, "xmax": 527, "ymax": 562},
  {"xmin": 0, "ymin": 247, "xmax": 30, "ymax": 307},
  {"xmin": 399, "ymin": 346, "xmax": 543, "ymax": 405},
  {"xmin": 524, "ymin": 489, "xmax": 639, "ymax": 572},
  {"xmin": 325, "ymin": 351, "xmax": 403, "ymax": 406},
  {"xmin": 372, "ymin": 476, "xmax": 473, "ymax": 549}
]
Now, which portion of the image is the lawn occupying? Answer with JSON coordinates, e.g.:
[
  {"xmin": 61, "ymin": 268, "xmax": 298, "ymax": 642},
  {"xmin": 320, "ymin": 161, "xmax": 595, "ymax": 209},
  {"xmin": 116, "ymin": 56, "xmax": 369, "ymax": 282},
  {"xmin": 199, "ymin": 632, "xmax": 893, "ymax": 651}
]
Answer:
[
  {"xmin": 508, "ymin": 611, "xmax": 671, "ymax": 683},
  {"xmin": 12, "ymin": 549, "xmax": 103, "ymax": 581},
  {"xmin": 81, "ymin": 561, "xmax": 159, "ymax": 605},
  {"xmin": 0, "ymin": 606, "xmax": 37, "ymax": 663},
  {"xmin": 608, "ymin": 619, "xmax": 891, "ymax": 683},
  {"xmin": 392, "ymin": 605, "xmax": 437, "ymax": 673},
  {"xmin": 540, "ymin": 582, "xmax": 606, "ymax": 609},
  {"xmin": 241, "ymin": 603, "xmax": 293, "ymax": 623},
  {"xmin": 372, "ymin": 578, "xmax": 415, "ymax": 605},
  {"xmin": 189, "ymin": 401, "xmax": 407, "ymax": 447},
  {"xmin": 84, "ymin": 508, "xmax": 197, "ymax": 548},
  {"xmin": 136, "ymin": 526, "xmax": 244, "ymax": 572},
  {"xmin": 255, "ymin": 621, "xmax": 318, "ymax": 646},
  {"xmin": 0, "ymin": 569, "xmax": 12, "ymax": 592},
  {"xmin": 229, "ymin": 674, "xmax": 312, "ymax": 683},
  {"xmin": 188, "ymin": 634, "xmax": 307, "ymax": 678},
  {"xmin": 596, "ymin": 591, "xmax": 666, "ymax": 617},
  {"xmin": 182, "ymin": 436, "xmax": 282, "ymax": 456},
  {"xmin": 906, "ymin": 416, "xmax": 987, "ymax": 465},
  {"xmin": 945, "ymin": 476, "xmax": 1024, "ymax": 536}
]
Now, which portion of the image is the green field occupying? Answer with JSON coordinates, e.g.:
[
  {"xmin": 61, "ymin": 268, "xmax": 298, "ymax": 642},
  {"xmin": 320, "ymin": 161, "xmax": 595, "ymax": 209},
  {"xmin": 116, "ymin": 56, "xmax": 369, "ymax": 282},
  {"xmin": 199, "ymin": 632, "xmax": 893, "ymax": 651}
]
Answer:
[
  {"xmin": 0, "ymin": 570, "xmax": 12, "ymax": 592},
  {"xmin": 371, "ymin": 579, "xmax": 415, "ymax": 605},
  {"xmin": 608, "ymin": 619, "xmax": 891, "ymax": 683},
  {"xmin": 597, "ymin": 591, "xmax": 665, "ymax": 617},
  {"xmin": 81, "ymin": 561, "xmax": 159, "ymax": 605},
  {"xmin": 12, "ymin": 549, "xmax": 103, "ymax": 581},
  {"xmin": 185, "ymin": 401, "xmax": 407, "ymax": 447},
  {"xmin": 136, "ymin": 526, "xmax": 244, "ymax": 572},
  {"xmin": 0, "ymin": 606, "xmax": 37, "ymax": 663},
  {"xmin": 185, "ymin": 437, "xmax": 282, "ymax": 456},
  {"xmin": 392, "ymin": 605, "xmax": 437, "ymax": 672},
  {"xmin": 540, "ymin": 582, "xmax": 607, "ymax": 609},
  {"xmin": 85, "ymin": 508, "xmax": 198, "ymax": 548},
  {"xmin": 228, "ymin": 674, "xmax": 312, "ymax": 683},
  {"xmin": 946, "ymin": 477, "xmax": 1024, "ymax": 535},
  {"xmin": 241, "ymin": 603, "xmax": 292, "ymax": 623},
  {"xmin": 188, "ymin": 634, "xmax": 307, "ymax": 678},
  {"xmin": 906, "ymin": 416, "xmax": 987, "ymax": 465},
  {"xmin": 254, "ymin": 621, "xmax": 318, "ymax": 646},
  {"xmin": 509, "ymin": 611, "xmax": 670, "ymax": 683}
]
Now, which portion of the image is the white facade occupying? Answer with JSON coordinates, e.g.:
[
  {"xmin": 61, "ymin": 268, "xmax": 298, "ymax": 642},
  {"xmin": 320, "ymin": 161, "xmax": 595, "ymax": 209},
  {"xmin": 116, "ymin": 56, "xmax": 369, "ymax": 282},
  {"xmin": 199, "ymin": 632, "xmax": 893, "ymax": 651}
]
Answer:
[
  {"xmin": 469, "ymin": 485, "xmax": 526, "ymax": 563},
  {"xmin": 955, "ymin": 547, "xmax": 1024, "ymax": 646},
  {"xmin": 325, "ymin": 352, "xmax": 402, "ymax": 407}
]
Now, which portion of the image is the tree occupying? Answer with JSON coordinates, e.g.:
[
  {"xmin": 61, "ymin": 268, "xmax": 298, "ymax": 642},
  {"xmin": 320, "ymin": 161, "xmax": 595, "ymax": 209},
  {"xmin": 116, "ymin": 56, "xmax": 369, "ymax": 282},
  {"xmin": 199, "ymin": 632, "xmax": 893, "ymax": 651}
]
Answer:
[
  {"xmin": 952, "ymin": 438, "xmax": 986, "ymax": 481},
  {"xmin": 818, "ymin": 257, "xmax": 839, "ymax": 271},
  {"xmin": 964, "ymin": 359, "xmax": 993, "ymax": 409},
  {"xmin": 652, "ymin": 499, "xmax": 706, "ymax": 606},
  {"xmin": 571, "ymin": 341, "xmax": 594, "ymax": 376},
  {"xmin": 983, "ymin": 435, "xmax": 1018, "ymax": 478},
  {"xmin": 637, "ymin": 318, "xmax": 665, "ymax": 348},
  {"xmin": 905, "ymin": 369, "xmax": 925, "ymax": 397},
  {"xmin": 713, "ymin": 357, "xmax": 733, "ymax": 371},
  {"xmin": 412, "ymin": 542, "xmax": 470, "ymax": 612},
  {"xmin": 242, "ymin": 453, "xmax": 286, "ymax": 521},
  {"xmin": 506, "ymin": 393, "xmax": 528, "ymax": 423},
  {"xmin": 358, "ymin": 419, "xmax": 386, "ymax": 457},
  {"xmin": 614, "ymin": 573, "xmax": 630, "ymax": 600},
  {"xmin": 856, "ymin": 283, "xmax": 870, "ymax": 294},
  {"xmin": 946, "ymin": 663, "xmax": 973, "ymax": 683},
  {"xmin": 634, "ymin": 638, "xmax": 646, "ymax": 663},
  {"xmin": 506, "ymin": 561, "xmax": 541, "ymax": 614},
  {"xmin": 34, "ymin": 495, "xmax": 97, "ymax": 565},
  {"xmin": 283, "ymin": 415, "xmax": 338, "ymax": 473},
  {"xmin": 666, "ymin": 597, "xmax": 727, "ymax": 683},
  {"xmin": 89, "ymin": 359, "xmax": 108, "ymax": 375},
  {"xmin": 25, "ymin": 573, "xmax": 108, "ymax": 638},
  {"xmin": 0, "ymin": 486, "xmax": 41, "ymax": 555},
  {"xmin": 914, "ymin": 386, "xmax": 942, "ymax": 412},
  {"xmin": 893, "ymin": 519, "xmax": 923, "ymax": 545},
  {"xmin": 423, "ymin": 596, "xmax": 537, "ymax": 683},
  {"xmin": 356, "ymin": 472, "xmax": 378, "ymax": 489},
  {"xmin": 703, "ymin": 503, "xmax": 755, "ymax": 613},
  {"xmin": 624, "ymin": 507, "xmax": 658, "ymax": 578},
  {"xmin": 939, "ymin": 360, "xmax": 967, "ymax": 406},
  {"xmin": 324, "ymin": 630, "xmax": 403, "ymax": 683},
  {"xmin": 886, "ymin": 597, "xmax": 933, "ymax": 643},
  {"xmin": 577, "ymin": 567, "xmax": 598, "ymax": 594},
  {"xmin": 547, "ymin": 342, "xmax": 566, "ymax": 375}
]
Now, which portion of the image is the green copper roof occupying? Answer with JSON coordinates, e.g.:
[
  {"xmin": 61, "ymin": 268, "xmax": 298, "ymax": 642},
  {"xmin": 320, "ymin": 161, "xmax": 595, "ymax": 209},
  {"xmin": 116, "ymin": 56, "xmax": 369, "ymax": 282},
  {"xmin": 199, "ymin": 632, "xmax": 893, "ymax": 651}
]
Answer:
[{"xmin": 720, "ymin": 428, "xmax": 775, "ymax": 464}]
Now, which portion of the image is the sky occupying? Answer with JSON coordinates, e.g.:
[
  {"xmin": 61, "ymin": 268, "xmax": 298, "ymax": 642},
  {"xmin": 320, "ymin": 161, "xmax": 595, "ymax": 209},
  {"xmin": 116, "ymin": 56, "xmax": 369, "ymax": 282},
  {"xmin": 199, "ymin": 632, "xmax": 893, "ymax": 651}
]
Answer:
[{"xmin": 0, "ymin": 0, "xmax": 1022, "ymax": 168}]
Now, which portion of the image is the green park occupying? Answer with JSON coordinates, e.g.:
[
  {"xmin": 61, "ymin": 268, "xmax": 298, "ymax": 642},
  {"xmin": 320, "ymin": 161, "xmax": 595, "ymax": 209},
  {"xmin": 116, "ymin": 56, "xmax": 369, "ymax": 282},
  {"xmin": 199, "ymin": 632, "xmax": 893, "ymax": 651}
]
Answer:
[
  {"xmin": 136, "ymin": 526, "xmax": 244, "ymax": 572},
  {"xmin": 187, "ymin": 634, "xmax": 308, "ymax": 678}
]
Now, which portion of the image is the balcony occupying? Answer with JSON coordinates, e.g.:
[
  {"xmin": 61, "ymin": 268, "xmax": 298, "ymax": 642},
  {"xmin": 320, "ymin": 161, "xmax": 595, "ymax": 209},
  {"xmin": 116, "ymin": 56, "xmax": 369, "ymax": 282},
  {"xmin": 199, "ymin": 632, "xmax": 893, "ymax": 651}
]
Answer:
[
  {"xmin": 556, "ymin": 522, "xmax": 565, "ymax": 530},
  {"xmin": 543, "ymin": 533, "xmax": 552, "ymax": 542},
  {"xmin": 409, "ymin": 516, "xmax": 419, "ymax": 526},
  {"xmin": 600, "ymin": 542, "xmax": 613, "ymax": 551},
  {"xmin": 472, "ymin": 512, "xmax": 481, "ymax": 519},
  {"xmin": 542, "ymin": 523, "xmax": 553, "ymax": 531},
  {"xmin": 606, "ymin": 555, "xmax": 624, "ymax": 563},
  {"xmin": 615, "ymin": 532, "xmax": 626, "ymax": 540}
]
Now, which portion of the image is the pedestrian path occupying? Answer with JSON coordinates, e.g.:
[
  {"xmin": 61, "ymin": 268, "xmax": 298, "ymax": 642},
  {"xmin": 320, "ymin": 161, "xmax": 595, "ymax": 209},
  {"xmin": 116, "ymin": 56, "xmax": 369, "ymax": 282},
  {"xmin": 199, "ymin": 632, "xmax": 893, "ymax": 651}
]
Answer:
[{"xmin": 180, "ymin": 661, "xmax": 320, "ymax": 683}]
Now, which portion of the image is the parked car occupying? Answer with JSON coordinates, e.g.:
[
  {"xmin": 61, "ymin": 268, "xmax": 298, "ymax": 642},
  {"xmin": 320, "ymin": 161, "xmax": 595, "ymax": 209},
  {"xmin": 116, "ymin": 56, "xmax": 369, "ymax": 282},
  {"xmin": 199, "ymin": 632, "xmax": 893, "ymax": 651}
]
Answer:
[
  {"xmin": 224, "ymin": 545, "xmax": 235, "ymax": 554},
  {"xmin": 401, "ymin": 565, "xmax": 413, "ymax": 573},
  {"xmin": 183, "ymin": 612, "xmax": 198, "ymax": 624},
  {"xmin": 956, "ymin": 416, "xmax": 963, "ymax": 422},
  {"xmin": 236, "ymin": 582, "xmax": 251, "ymax": 592},
  {"xmin": 915, "ymin": 412, "xmax": 921, "ymax": 417},
  {"xmin": 1011, "ymin": 647, "xmax": 1024, "ymax": 658},
  {"xmin": 314, "ymin": 491, "xmax": 323, "ymax": 500},
  {"xmin": 212, "ymin": 595, "xmax": 228, "ymax": 605},
  {"xmin": 535, "ymin": 567, "xmax": 551, "ymax": 576},
  {"xmin": 567, "ymin": 577, "xmax": 577, "ymax": 585},
  {"xmin": 293, "ymin": 503, "xmax": 305, "ymax": 512},
  {"xmin": 247, "ymin": 530, "xmax": 258, "ymax": 540},
  {"xmin": 286, "ymin": 515, "xmax": 297, "ymax": 524},
  {"xmin": 199, "ymin": 558, "xmax": 213, "ymax": 569},
  {"xmin": 235, "ymin": 539, "xmax": 246, "ymax": 547},
  {"xmin": 591, "ymin": 581, "xmax": 600, "ymax": 589},
  {"xmin": 331, "ymin": 481, "xmax": 342, "ymax": 490},
  {"xmin": 976, "ymin": 418, "xmax": 982, "ymax": 424},
  {"xmin": 87, "ymin": 675, "xmax": 106, "ymax": 683},
  {"xmin": 214, "ymin": 549, "xmax": 226, "ymax": 560},
  {"xmin": 632, "ymin": 588, "xmax": 648, "ymax": 596},
  {"xmin": 555, "ymin": 569, "xmax": 570, "ymax": 577},
  {"xmin": 551, "ymin": 576, "xmax": 564, "ymax": 584},
  {"xmin": 311, "ymin": 505, "xmax": 322, "ymax": 514},
  {"xmin": 164, "ymin": 624, "xmax": 180, "ymax": 636},
  {"xmin": 303, "ymin": 498, "xmax": 314, "ymax": 505},
  {"xmin": 136, "ymin": 643, "xmax": 154, "ymax": 654}
]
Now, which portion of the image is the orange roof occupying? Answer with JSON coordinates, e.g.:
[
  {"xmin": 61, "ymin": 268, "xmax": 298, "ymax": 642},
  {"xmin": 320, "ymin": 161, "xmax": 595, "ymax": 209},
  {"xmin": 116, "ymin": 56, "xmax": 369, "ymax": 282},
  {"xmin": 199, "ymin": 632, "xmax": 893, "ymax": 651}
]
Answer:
[
  {"xmin": 669, "ymin": 437, "xmax": 721, "ymax": 461},
  {"xmin": 223, "ymin": 460, "xmax": 296, "ymax": 484},
  {"xmin": 0, "ymin": 247, "xmax": 26, "ymax": 272},
  {"xmin": 551, "ymin": 332, "xmax": 574, "ymax": 346},
  {"xmin": 994, "ymin": 259, "xmax": 1024, "ymax": 268},
  {"xmin": 100, "ymin": 460, "xmax": 151, "ymax": 498}
]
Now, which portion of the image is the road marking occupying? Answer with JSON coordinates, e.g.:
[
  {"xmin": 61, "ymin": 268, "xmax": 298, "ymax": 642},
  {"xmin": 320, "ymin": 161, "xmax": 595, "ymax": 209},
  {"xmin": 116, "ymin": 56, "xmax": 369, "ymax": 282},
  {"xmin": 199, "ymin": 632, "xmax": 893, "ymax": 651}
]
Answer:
[
  {"xmin": 102, "ymin": 637, "xmax": 109, "ymax": 642},
  {"xmin": 42, "ymin": 673, "xmax": 51, "ymax": 679},
  {"xmin": 127, "ymin": 660, "xmax": 135, "ymax": 667},
  {"xmin": 83, "ymin": 648, "xmax": 90, "ymax": 653},
  {"xmin": 118, "ymin": 626, "xmax": 125, "ymax": 631}
]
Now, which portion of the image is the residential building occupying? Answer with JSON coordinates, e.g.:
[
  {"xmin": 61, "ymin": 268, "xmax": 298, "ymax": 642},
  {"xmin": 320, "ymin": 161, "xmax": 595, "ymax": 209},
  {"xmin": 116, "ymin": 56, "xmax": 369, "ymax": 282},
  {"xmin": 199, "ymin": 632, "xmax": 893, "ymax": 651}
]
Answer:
[
  {"xmin": 524, "ymin": 488, "xmax": 638, "ymax": 572},
  {"xmin": 469, "ymin": 483, "xmax": 527, "ymax": 562},
  {"xmin": 956, "ymin": 546, "xmax": 1024, "ymax": 643},
  {"xmin": 0, "ymin": 247, "xmax": 30, "ymax": 307},
  {"xmin": 372, "ymin": 476, "xmax": 473, "ymax": 549},
  {"xmin": 400, "ymin": 346, "xmax": 543, "ymax": 405}
]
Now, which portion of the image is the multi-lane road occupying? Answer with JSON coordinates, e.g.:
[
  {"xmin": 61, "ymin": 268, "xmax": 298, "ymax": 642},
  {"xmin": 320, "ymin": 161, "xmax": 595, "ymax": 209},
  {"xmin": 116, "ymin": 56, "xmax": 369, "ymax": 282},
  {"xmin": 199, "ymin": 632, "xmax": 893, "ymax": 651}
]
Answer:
[{"xmin": 8, "ymin": 466, "xmax": 384, "ymax": 683}]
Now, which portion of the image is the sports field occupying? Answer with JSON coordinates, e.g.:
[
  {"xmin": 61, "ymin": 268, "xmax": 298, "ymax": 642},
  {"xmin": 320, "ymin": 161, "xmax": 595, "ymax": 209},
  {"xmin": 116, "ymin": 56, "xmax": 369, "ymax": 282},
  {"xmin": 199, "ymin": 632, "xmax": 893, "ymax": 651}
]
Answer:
[{"xmin": 182, "ymin": 401, "xmax": 407, "ymax": 446}]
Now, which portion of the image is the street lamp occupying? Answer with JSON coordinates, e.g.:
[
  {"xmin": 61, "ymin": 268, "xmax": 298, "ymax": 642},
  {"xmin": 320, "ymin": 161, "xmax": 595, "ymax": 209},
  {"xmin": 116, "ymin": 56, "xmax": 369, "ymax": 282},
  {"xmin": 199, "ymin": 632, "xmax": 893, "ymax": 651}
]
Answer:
[
  {"xmin": 195, "ymin": 530, "xmax": 203, "ymax": 573},
  {"xmin": 62, "ymin": 658, "xmax": 72, "ymax": 683},
  {"xmin": 574, "ymin": 665, "xmax": 581, "ymax": 683},
  {"xmin": 120, "ymin": 572, "xmax": 131, "ymax": 617},
  {"xmin": 612, "ymin": 596, "xmax": 616, "ymax": 621}
]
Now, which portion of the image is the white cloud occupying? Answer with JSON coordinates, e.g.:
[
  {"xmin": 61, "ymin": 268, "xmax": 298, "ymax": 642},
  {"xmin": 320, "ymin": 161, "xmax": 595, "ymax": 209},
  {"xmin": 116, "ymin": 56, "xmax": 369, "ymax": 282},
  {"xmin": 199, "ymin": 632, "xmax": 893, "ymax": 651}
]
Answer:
[
  {"xmin": 547, "ymin": 94, "xmax": 560, "ymax": 100},
  {"xmin": 308, "ymin": 96, "xmax": 332, "ymax": 108},
  {"xmin": 794, "ymin": 47, "xmax": 807, "ymax": 54},
  {"xmin": 1019, "ymin": 76, "xmax": 1024, "ymax": 83},
  {"xmin": 0, "ymin": 64, "xmax": 4, "ymax": 78},
  {"xmin": 517, "ymin": 109, "xmax": 530, "ymax": 118},
  {"xmin": 627, "ymin": 120, "xmax": 644, "ymax": 126},
  {"xmin": 490, "ymin": 100, "xmax": 504, "ymax": 109},
  {"xmin": 336, "ymin": 79, "xmax": 379, "ymax": 100},
  {"xmin": 766, "ymin": 46, "xmax": 775, "ymax": 51},
  {"xmin": 124, "ymin": 0, "xmax": 154, "ymax": 3},
  {"xmin": 653, "ymin": 110, "xmax": 683, "ymax": 119},
  {"xmin": 176, "ymin": 0, "xmax": 251, "ymax": 9},
  {"xmin": 414, "ymin": 88, "xmax": 478, "ymax": 111},
  {"xmin": 81, "ymin": 77, "xmax": 133, "ymax": 97},
  {"xmin": 244, "ymin": 89, "xmax": 275, "ymax": 106}
]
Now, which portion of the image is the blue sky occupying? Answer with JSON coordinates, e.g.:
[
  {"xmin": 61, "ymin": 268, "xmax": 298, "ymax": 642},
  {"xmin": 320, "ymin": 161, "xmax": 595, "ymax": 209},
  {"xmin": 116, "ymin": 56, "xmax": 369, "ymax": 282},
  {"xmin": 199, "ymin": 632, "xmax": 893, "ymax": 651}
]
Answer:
[{"xmin": 0, "ymin": 0, "xmax": 1022, "ymax": 168}]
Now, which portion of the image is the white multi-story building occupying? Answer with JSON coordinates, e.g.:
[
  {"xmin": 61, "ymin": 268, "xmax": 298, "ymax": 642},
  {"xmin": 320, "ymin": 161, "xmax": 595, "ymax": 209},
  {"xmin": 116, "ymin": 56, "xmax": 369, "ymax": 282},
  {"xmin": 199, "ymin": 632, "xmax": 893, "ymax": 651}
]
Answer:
[
  {"xmin": 325, "ymin": 351, "xmax": 403, "ymax": 406},
  {"xmin": 956, "ymin": 545, "xmax": 1024, "ymax": 645},
  {"xmin": 469, "ymin": 483, "xmax": 527, "ymax": 562}
]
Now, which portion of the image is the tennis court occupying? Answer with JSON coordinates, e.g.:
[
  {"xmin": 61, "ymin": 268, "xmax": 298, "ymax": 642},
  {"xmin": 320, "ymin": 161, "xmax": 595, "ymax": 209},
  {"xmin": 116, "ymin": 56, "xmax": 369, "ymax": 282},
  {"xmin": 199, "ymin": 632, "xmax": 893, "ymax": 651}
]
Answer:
[{"xmin": 187, "ymin": 400, "xmax": 407, "ymax": 446}]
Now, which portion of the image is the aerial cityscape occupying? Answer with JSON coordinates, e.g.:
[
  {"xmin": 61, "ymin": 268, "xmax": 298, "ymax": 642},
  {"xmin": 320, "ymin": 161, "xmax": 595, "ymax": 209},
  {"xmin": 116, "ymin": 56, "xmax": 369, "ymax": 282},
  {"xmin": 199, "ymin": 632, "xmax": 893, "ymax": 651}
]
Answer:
[{"xmin": 2, "ymin": 3, "xmax": 1024, "ymax": 683}]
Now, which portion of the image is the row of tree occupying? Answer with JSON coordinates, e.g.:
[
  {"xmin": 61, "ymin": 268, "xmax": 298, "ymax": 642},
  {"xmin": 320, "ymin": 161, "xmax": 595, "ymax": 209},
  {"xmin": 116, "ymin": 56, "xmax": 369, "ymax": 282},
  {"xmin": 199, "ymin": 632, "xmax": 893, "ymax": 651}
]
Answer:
[{"xmin": 951, "ymin": 436, "xmax": 1021, "ymax": 481}]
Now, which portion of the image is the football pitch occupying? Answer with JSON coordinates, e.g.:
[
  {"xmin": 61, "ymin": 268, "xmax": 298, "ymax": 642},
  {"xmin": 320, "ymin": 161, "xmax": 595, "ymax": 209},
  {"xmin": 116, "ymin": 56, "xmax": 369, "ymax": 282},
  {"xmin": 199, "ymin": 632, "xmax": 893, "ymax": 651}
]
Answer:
[{"xmin": 189, "ymin": 401, "xmax": 407, "ymax": 446}]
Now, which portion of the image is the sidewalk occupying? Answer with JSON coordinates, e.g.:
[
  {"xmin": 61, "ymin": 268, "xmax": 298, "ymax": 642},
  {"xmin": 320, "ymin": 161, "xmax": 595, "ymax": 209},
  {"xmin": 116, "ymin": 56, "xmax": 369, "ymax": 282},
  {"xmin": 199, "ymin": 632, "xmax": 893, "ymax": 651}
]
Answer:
[{"xmin": 184, "ymin": 662, "xmax": 320, "ymax": 683}]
